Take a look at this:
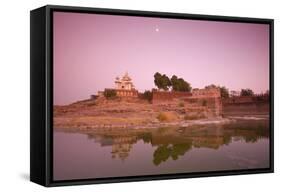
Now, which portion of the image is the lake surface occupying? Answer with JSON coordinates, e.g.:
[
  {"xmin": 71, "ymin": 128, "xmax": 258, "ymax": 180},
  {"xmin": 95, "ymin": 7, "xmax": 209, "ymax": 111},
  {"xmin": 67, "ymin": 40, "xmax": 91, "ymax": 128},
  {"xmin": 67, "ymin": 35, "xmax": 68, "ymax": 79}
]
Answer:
[{"xmin": 53, "ymin": 119, "xmax": 270, "ymax": 181}]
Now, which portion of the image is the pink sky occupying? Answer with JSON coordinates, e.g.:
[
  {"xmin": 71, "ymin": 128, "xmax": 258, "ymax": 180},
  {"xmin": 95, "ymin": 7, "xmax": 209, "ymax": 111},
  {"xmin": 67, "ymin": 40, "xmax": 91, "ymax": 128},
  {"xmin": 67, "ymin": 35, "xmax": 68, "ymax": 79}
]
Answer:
[{"xmin": 53, "ymin": 12, "xmax": 269, "ymax": 105}]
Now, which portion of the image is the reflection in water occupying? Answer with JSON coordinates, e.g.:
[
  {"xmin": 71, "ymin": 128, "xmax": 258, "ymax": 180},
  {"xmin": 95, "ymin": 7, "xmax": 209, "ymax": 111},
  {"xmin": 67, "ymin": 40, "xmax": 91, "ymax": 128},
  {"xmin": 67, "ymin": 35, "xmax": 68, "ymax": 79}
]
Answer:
[
  {"xmin": 60, "ymin": 120, "xmax": 269, "ymax": 164},
  {"xmin": 54, "ymin": 119, "xmax": 270, "ymax": 180},
  {"xmin": 153, "ymin": 143, "xmax": 192, "ymax": 166}
]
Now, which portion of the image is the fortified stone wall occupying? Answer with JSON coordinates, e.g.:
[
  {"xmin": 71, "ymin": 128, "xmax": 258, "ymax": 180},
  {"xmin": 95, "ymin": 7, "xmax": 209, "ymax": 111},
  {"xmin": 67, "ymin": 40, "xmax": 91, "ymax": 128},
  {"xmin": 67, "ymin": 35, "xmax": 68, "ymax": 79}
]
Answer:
[
  {"xmin": 222, "ymin": 95, "xmax": 269, "ymax": 116},
  {"xmin": 152, "ymin": 91, "xmax": 192, "ymax": 103},
  {"xmin": 152, "ymin": 87, "xmax": 221, "ymax": 103},
  {"xmin": 189, "ymin": 88, "xmax": 222, "ymax": 116},
  {"xmin": 222, "ymin": 94, "xmax": 269, "ymax": 104},
  {"xmin": 183, "ymin": 97, "xmax": 222, "ymax": 117},
  {"xmin": 152, "ymin": 88, "xmax": 222, "ymax": 117},
  {"xmin": 191, "ymin": 87, "xmax": 221, "ymax": 98},
  {"xmin": 222, "ymin": 102, "xmax": 269, "ymax": 116}
]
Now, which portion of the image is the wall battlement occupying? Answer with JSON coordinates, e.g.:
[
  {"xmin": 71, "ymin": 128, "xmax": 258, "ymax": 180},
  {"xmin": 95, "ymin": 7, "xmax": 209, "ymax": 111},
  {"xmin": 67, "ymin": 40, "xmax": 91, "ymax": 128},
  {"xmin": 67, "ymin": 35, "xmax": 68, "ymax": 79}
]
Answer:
[
  {"xmin": 222, "ymin": 94, "xmax": 269, "ymax": 104},
  {"xmin": 152, "ymin": 87, "xmax": 221, "ymax": 103},
  {"xmin": 191, "ymin": 87, "xmax": 221, "ymax": 98},
  {"xmin": 152, "ymin": 91, "xmax": 192, "ymax": 103}
]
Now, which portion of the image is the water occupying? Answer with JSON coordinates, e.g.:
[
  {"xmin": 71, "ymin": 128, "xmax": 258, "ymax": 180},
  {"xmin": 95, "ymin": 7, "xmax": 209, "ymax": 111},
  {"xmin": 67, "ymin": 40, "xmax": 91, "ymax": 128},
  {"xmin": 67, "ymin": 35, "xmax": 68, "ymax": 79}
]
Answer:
[{"xmin": 53, "ymin": 119, "xmax": 270, "ymax": 181}]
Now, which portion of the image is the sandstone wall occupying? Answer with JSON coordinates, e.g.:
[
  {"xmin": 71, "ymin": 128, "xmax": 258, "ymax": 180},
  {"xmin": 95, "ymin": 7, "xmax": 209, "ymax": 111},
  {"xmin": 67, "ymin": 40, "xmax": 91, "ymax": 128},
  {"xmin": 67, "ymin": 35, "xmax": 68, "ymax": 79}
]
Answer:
[
  {"xmin": 152, "ymin": 90, "xmax": 222, "ymax": 117},
  {"xmin": 152, "ymin": 91, "xmax": 192, "ymax": 103},
  {"xmin": 222, "ymin": 102, "xmax": 269, "ymax": 116},
  {"xmin": 222, "ymin": 95, "xmax": 270, "ymax": 116},
  {"xmin": 183, "ymin": 97, "xmax": 222, "ymax": 117},
  {"xmin": 191, "ymin": 87, "xmax": 221, "ymax": 98}
]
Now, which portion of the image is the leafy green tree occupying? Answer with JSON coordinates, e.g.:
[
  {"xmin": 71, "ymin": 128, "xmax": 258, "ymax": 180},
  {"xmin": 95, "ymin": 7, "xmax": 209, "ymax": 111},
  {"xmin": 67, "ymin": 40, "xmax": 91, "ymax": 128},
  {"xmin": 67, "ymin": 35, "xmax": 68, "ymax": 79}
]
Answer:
[
  {"xmin": 171, "ymin": 75, "xmax": 179, "ymax": 91},
  {"xmin": 162, "ymin": 74, "xmax": 171, "ymax": 91},
  {"xmin": 154, "ymin": 72, "xmax": 172, "ymax": 90},
  {"xmin": 178, "ymin": 78, "xmax": 191, "ymax": 92},
  {"xmin": 154, "ymin": 72, "xmax": 163, "ymax": 89},
  {"xmin": 240, "ymin": 89, "xmax": 254, "ymax": 96},
  {"xmin": 154, "ymin": 73, "xmax": 191, "ymax": 92},
  {"xmin": 171, "ymin": 75, "xmax": 191, "ymax": 92}
]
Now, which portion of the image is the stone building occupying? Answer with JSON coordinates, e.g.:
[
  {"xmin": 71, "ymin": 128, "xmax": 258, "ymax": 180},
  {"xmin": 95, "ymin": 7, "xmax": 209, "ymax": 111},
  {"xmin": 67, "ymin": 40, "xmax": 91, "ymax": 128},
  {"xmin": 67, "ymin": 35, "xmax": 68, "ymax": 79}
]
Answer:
[
  {"xmin": 114, "ymin": 72, "xmax": 138, "ymax": 97},
  {"xmin": 93, "ymin": 72, "xmax": 138, "ymax": 99},
  {"xmin": 115, "ymin": 72, "xmax": 135, "ymax": 90}
]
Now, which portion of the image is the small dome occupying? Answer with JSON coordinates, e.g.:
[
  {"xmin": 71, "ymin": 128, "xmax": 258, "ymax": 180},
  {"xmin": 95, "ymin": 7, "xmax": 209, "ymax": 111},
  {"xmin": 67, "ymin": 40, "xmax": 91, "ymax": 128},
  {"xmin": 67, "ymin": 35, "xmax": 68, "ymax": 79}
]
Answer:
[{"xmin": 122, "ymin": 72, "xmax": 132, "ymax": 81}]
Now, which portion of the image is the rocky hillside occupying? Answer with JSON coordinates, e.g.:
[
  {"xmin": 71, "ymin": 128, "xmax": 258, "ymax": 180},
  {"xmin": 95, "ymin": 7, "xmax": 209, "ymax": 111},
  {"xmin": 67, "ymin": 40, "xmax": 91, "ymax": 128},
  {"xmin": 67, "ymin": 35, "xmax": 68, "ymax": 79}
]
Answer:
[{"xmin": 54, "ymin": 97, "xmax": 221, "ymax": 130}]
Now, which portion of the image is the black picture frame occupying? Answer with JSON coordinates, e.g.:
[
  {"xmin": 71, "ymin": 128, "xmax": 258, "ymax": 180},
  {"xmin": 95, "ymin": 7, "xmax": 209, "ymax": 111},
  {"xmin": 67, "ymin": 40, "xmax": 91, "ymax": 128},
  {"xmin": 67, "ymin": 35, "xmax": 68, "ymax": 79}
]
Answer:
[{"xmin": 30, "ymin": 5, "xmax": 274, "ymax": 187}]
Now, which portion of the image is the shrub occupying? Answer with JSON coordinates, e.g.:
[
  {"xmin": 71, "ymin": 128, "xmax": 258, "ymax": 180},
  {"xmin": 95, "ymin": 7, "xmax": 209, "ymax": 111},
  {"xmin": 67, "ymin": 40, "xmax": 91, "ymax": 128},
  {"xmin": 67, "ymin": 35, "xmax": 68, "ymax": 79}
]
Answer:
[
  {"xmin": 157, "ymin": 112, "xmax": 178, "ymax": 122},
  {"xmin": 104, "ymin": 89, "xmax": 117, "ymax": 99},
  {"xmin": 240, "ymin": 88, "xmax": 254, "ymax": 96},
  {"xmin": 157, "ymin": 113, "xmax": 168, "ymax": 121},
  {"xmin": 178, "ymin": 101, "xmax": 185, "ymax": 107},
  {"xmin": 143, "ymin": 90, "xmax": 153, "ymax": 101}
]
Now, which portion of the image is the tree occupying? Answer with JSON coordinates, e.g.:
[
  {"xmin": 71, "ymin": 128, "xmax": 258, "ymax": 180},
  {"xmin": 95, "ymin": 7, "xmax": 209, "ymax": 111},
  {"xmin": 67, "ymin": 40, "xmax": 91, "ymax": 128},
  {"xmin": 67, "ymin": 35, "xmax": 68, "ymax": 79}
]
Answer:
[
  {"xmin": 171, "ymin": 75, "xmax": 191, "ymax": 92},
  {"xmin": 220, "ymin": 86, "xmax": 229, "ymax": 99},
  {"xmin": 154, "ymin": 72, "xmax": 171, "ymax": 90},
  {"xmin": 162, "ymin": 74, "xmax": 171, "ymax": 91},
  {"xmin": 178, "ymin": 78, "xmax": 192, "ymax": 92},
  {"xmin": 103, "ymin": 89, "xmax": 117, "ymax": 99},
  {"xmin": 205, "ymin": 84, "xmax": 217, "ymax": 89},
  {"xmin": 171, "ymin": 75, "xmax": 179, "ymax": 91},
  {"xmin": 154, "ymin": 73, "xmax": 191, "ymax": 92},
  {"xmin": 240, "ymin": 89, "xmax": 254, "ymax": 96},
  {"xmin": 154, "ymin": 72, "xmax": 163, "ymax": 90}
]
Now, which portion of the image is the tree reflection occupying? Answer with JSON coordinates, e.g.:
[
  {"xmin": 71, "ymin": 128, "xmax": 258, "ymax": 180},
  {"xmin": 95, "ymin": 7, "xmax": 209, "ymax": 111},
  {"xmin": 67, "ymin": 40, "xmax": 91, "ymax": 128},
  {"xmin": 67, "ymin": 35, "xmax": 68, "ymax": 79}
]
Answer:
[{"xmin": 153, "ymin": 142, "xmax": 192, "ymax": 166}]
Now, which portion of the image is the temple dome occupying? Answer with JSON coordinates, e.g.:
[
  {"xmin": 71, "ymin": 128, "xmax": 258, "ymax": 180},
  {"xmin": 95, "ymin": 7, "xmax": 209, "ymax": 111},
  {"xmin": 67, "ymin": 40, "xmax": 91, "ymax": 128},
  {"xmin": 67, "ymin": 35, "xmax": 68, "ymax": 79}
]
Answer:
[
  {"xmin": 115, "ymin": 72, "xmax": 135, "ymax": 90},
  {"xmin": 122, "ymin": 72, "xmax": 131, "ymax": 81}
]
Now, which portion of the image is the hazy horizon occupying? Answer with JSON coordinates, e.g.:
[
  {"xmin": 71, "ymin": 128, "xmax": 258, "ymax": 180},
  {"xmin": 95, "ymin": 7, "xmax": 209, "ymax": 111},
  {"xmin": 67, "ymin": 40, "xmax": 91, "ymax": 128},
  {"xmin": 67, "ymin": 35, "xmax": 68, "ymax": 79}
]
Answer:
[{"xmin": 54, "ymin": 12, "xmax": 270, "ymax": 105}]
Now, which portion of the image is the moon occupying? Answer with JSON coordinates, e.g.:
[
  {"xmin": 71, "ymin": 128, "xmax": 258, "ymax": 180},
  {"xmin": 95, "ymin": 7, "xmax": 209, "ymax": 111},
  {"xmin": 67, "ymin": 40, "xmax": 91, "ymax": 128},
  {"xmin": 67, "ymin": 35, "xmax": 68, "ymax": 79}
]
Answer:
[{"xmin": 155, "ymin": 28, "xmax": 159, "ymax": 32}]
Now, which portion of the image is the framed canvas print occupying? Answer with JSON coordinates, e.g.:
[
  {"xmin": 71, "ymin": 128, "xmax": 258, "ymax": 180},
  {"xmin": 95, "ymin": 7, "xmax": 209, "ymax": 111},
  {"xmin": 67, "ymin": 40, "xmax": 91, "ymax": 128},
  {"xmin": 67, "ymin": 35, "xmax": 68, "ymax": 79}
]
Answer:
[{"xmin": 30, "ymin": 5, "xmax": 274, "ymax": 187}]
